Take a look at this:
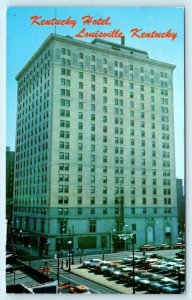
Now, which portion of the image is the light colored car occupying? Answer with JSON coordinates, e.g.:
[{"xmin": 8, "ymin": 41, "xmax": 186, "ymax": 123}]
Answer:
[
  {"xmin": 158, "ymin": 243, "xmax": 171, "ymax": 250},
  {"xmin": 83, "ymin": 258, "xmax": 102, "ymax": 268},
  {"xmin": 94, "ymin": 261, "xmax": 112, "ymax": 272},
  {"xmin": 137, "ymin": 274, "xmax": 163, "ymax": 288},
  {"xmin": 110, "ymin": 265, "xmax": 126, "ymax": 276},
  {"xmin": 122, "ymin": 255, "xmax": 142, "ymax": 263},
  {"xmin": 95, "ymin": 260, "xmax": 112, "ymax": 267},
  {"xmin": 172, "ymin": 258, "xmax": 184, "ymax": 264},
  {"xmin": 140, "ymin": 244, "xmax": 156, "ymax": 251},
  {"xmin": 100, "ymin": 263, "xmax": 119, "ymax": 274},
  {"xmin": 150, "ymin": 260, "xmax": 167, "ymax": 270},
  {"xmin": 134, "ymin": 272, "xmax": 152, "ymax": 284},
  {"xmin": 112, "ymin": 267, "xmax": 132, "ymax": 279}
]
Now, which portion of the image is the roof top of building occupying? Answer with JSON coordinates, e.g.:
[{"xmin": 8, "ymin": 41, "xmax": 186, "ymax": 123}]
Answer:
[{"xmin": 16, "ymin": 33, "xmax": 176, "ymax": 80}]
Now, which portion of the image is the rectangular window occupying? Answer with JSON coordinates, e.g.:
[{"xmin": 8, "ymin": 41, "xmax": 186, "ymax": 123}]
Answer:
[
  {"xmin": 78, "ymin": 208, "xmax": 82, "ymax": 215},
  {"xmin": 89, "ymin": 220, "xmax": 96, "ymax": 233},
  {"xmin": 58, "ymin": 208, "xmax": 63, "ymax": 215},
  {"xmin": 78, "ymin": 197, "xmax": 82, "ymax": 204},
  {"xmin": 130, "ymin": 64, "xmax": 133, "ymax": 70},
  {"xmin": 79, "ymin": 52, "xmax": 83, "ymax": 59}
]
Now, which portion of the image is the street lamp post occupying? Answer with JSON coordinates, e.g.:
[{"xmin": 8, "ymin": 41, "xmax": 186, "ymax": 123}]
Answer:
[
  {"xmin": 67, "ymin": 240, "xmax": 72, "ymax": 272},
  {"xmin": 57, "ymin": 240, "xmax": 60, "ymax": 285},
  {"xmin": 102, "ymin": 237, "xmax": 105, "ymax": 261},
  {"xmin": 177, "ymin": 266, "xmax": 181, "ymax": 294},
  {"xmin": 69, "ymin": 225, "xmax": 75, "ymax": 264},
  {"xmin": 118, "ymin": 231, "xmax": 135, "ymax": 294},
  {"xmin": 131, "ymin": 234, "xmax": 135, "ymax": 294},
  {"xmin": 110, "ymin": 229, "xmax": 116, "ymax": 254},
  {"xmin": 124, "ymin": 225, "xmax": 128, "ymax": 252},
  {"xmin": 28, "ymin": 244, "xmax": 31, "ymax": 267}
]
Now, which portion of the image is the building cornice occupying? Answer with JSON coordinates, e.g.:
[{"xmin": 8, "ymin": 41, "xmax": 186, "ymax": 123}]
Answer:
[{"xmin": 16, "ymin": 33, "xmax": 176, "ymax": 81}]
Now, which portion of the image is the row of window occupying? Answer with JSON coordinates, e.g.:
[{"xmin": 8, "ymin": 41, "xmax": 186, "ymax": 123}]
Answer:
[
  {"xmin": 58, "ymin": 167, "xmax": 170, "ymax": 184},
  {"xmin": 61, "ymin": 49, "xmax": 168, "ymax": 78},
  {"xmin": 58, "ymin": 184, "xmax": 171, "ymax": 195},
  {"xmin": 57, "ymin": 206, "xmax": 172, "ymax": 216},
  {"xmin": 60, "ymin": 61, "xmax": 169, "ymax": 83},
  {"xmin": 59, "ymin": 138, "xmax": 170, "ymax": 153},
  {"xmin": 18, "ymin": 50, "xmax": 51, "ymax": 87}
]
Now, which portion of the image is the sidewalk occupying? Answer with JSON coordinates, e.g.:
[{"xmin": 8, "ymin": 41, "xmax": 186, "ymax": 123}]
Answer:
[{"xmin": 70, "ymin": 264, "xmax": 147, "ymax": 294}]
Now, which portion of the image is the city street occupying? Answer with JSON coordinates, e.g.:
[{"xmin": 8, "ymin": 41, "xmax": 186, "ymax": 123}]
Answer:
[
  {"xmin": 26, "ymin": 248, "xmax": 183, "ymax": 294},
  {"xmin": 29, "ymin": 259, "xmax": 119, "ymax": 294}
]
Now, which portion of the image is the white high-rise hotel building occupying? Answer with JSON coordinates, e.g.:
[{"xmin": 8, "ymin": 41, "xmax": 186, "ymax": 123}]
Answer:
[{"xmin": 13, "ymin": 34, "xmax": 178, "ymax": 255}]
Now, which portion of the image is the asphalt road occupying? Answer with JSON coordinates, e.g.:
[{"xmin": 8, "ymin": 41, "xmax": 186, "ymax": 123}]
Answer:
[
  {"xmin": 69, "ymin": 249, "xmax": 181, "ymax": 263},
  {"xmin": 30, "ymin": 259, "xmax": 119, "ymax": 294},
  {"xmin": 28, "ymin": 249, "xmax": 181, "ymax": 294}
]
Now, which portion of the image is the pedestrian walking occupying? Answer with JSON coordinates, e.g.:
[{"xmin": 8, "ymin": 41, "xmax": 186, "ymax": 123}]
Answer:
[
  {"xmin": 143, "ymin": 250, "xmax": 146, "ymax": 256},
  {"xmin": 66, "ymin": 258, "xmax": 69, "ymax": 268}
]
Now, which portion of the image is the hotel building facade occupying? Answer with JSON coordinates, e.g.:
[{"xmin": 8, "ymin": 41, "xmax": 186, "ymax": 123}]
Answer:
[{"xmin": 13, "ymin": 34, "xmax": 178, "ymax": 255}]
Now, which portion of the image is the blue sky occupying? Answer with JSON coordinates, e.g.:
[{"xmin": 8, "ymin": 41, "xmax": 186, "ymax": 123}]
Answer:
[{"xmin": 6, "ymin": 6, "xmax": 184, "ymax": 180}]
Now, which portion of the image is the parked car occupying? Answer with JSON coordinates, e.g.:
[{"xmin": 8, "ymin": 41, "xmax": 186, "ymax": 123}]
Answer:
[
  {"xmin": 134, "ymin": 272, "xmax": 153, "ymax": 285},
  {"xmin": 119, "ymin": 269, "xmax": 145, "ymax": 283},
  {"xmin": 150, "ymin": 260, "xmax": 167, "ymax": 270},
  {"xmin": 145, "ymin": 253, "xmax": 163, "ymax": 259},
  {"xmin": 161, "ymin": 281, "xmax": 185, "ymax": 294},
  {"xmin": 6, "ymin": 264, "xmax": 13, "ymax": 272},
  {"xmin": 148, "ymin": 277, "xmax": 176, "ymax": 293},
  {"xmin": 6, "ymin": 245, "xmax": 17, "ymax": 253},
  {"xmin": 143, "ymin": 258, "xmax": 158, "ymax": 267},
  {"xmin": 137, "ymin": 273, "xmax": 164, "ymax": 289},
  {"xmin": 69, "ymin": 285, "xmax": 90, "ymax": 294},
  {"xmin": 100, "ymin": 262, "xmax": 119, "ymax": 274},
  {"xmin": 148, "ymin": 282, "xmax": 165, "ymax": 293},
  {"xmin": 112, "ymin": 267, "xmax": 132, "ymax": 279},
  {"xmin": 140, "ymin": 245, "xmax": 156, "ymax": 251},
  {"xmin": 103, "ymin": 265, "xmax": 119, "ymax": 276},
  {"xmin": 172, "ymin": 257, "xmax": 184, "ymax": 263},
  {"xmin": 110, "ymin": 265, "xmax": 127, "ymax": 277},
  {"xmin": 157, "ymin": 244, "xmax": 171, "ymax": 250},
  {"xmin": 174, "ymin": 242, "xmax": 184, "ymax": 249},
  {"xmin": 176, "ymin": 250, "xmax": 185, "ymax": 259},
  {"xmin": 82, "ymin": 259, "xmax": 102, "ymax": 268},
  {"xmin": 94, "ymin": 261, "xmax": 112, "ymax": 272}
]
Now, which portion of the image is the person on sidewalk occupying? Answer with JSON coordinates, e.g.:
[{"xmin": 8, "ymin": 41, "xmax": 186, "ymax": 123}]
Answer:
[{"xmin": 66, "ymin": 258, "xmax": 69, "ymax": 268}]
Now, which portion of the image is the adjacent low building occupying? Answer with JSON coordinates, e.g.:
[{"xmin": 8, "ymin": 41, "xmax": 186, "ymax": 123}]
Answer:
[
  {"xmin": 12, "ymin": 34, "xmax": 178, "ymax": 255},
  {"xmin": 6, "ymin": 146, "xmax": 15, "ymax": 229}
]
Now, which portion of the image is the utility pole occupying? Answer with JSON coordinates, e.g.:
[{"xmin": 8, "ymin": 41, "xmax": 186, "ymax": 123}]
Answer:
[
  {"xmin": 178, "ymin": 266, "xmax": 181, "ymax": 294},
  {"xmin": 57, "ymin": 241, "xmax": 60, "ymax": 286},
  {"xmin": 132, "ymin": 234, "xmax": 135, "ymax": 294}
]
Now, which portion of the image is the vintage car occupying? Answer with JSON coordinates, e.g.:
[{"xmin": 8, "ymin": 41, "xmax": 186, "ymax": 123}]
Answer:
[{"xmin": 69, "ymin": 285, "xmax": 90, "ymax": 294}]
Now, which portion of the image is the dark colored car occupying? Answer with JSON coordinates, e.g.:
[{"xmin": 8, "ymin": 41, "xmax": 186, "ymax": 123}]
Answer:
[
  {"xmin": 6, "ymin": 245, "xmax": 17, "ymax": 253},
  {"xmin": 176, "ymin": 250, "xmax": 185, "ymax": 259}
]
